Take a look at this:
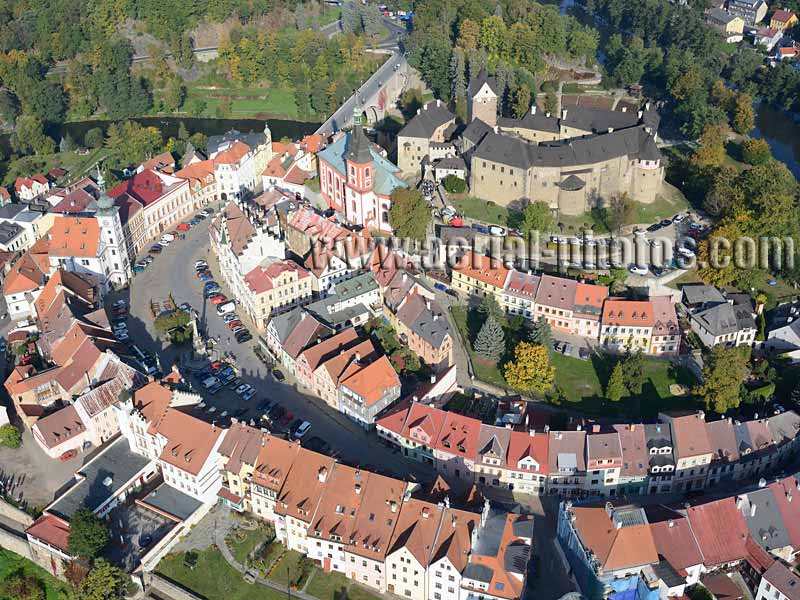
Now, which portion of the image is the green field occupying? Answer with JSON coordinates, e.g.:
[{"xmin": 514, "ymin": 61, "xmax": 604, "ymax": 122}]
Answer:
[
  {"xmin": 450, "ymin": 196, "xmax": 518, "ymax": 228},
  {"xmin": 0, "ymin": 548, "xmax": 72, "ymax": 600},
  {"xmin": 183, "ymin": 84, "xmax": 302, "ymax": 120},
  {"xmin": 550, "ymin": 352, "xmax": 700, "ymax": 418},
  {"xmin": 3, "ymin": 148, "xmax": 111, "ymax": 187}
]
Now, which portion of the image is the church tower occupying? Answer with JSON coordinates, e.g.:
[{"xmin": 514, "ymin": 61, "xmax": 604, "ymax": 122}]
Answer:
[
  {"xmin": 345, "ymin": 106, "xmax": 374, "ymax": 194},
  {"xmin": 467, "ymin": 66, "xmax": 499, "ymax": 127},
  {"xmin": 94, "ymin": 167, "xmax": 130, "ymax": 289}
]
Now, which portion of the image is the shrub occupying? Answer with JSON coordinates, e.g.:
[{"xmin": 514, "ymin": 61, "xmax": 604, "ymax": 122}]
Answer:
[{"xmin": 442, "ymin": 174, "xmax": 467, "ymax": 194}]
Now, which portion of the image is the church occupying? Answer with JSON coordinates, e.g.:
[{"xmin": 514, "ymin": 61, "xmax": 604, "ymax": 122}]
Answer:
[{"xmin": 316, "ymin": 108, "xmax": 408, "ymax": 233}]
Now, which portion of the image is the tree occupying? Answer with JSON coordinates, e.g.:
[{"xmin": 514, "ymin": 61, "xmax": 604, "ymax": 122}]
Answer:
[
  {"xmin": 11, "ymin": 115, "xmax": 55, "ymax": 155},
  {"xmin": 732, "ymin": 93, "xmax": 755, "ymax": 134},
  {"xmin": 85, "ymin": 127, "xmax": 104, "ymax": 149},
  {"xmin": 528, "ymin": 316, "xmax": 551, "ymax": 348},
  {"xmin": 1, "ymin": 572, "xmax": 45, "ymax": 600},
  {"xmin": 0, "ymin": 89, "xmax": 20, "ymax": 125},
  {"xmin": 68, "ymin": 508, "xmax": 109, "ymax": 559},
  {"xmin": 621, "ymin": 351, "xmax": 645, "ymax": 395},
  {"xmin": 77, "ymin": 559, "xmax": 133, "ymax": 600},
  {"xmin": 520, "ymin": 201, "xmax": 554, "ymax": 238},
  {"xmin": 544, "ymin": 93, "xmax": 557, "ymax": 116},
  {"xmin": 693, "ymin": 345, "xmax": 750, "ymax": 414},
  {"xmin": 608, "ymin": 193, "xmax": 634, "ymax": 233},
  {"xmin": 389, "ymin": 188, "xmax": 430, "ymax": 241},
  {"xmin": 504, "ymin": 342, "xmax": 555, "ymax": 394},
  {"xmin": 606, "ymin": 362, "xmax": 626, "ymax": 401},
  {"xmin": 741, "ymin": 137, "xmax": 771, "ymax": 165},
  {"xmin": 177, "ymin": 121, "xmax": 189, "ymax": 141},
  {"xmin": 512, "ymin": 84, "xmax": 531, "ymax": 119},
  {"xmin": 478, "ymin": 294, "xmax": 505, "ymax": 321},
  {"xmin": 0, "ymin": 424, "xmax": 21, "ymax": 448},
  {"xmin": 442, "ymin": 175, "xmax": 467, "ymax": 194},
  {"xmin": 457, "ymin": 19, "xmax": 481, "ymax": 50},
  {"xmin": 692, "ymin": 123, "xmax": 727, "ymax": 166},
  {"xmin": 474, "ymin": 314, "xmax": 505, "ymax": 361}
]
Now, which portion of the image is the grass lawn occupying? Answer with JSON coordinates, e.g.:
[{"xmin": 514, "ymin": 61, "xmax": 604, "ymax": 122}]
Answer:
[
  {"xmin": 450, "ymin": 196, "xmax": 519, "ymax": 227},
  {"xmin": 551, "ymin": 353, "xmax": 700, "ymax": 419},
  {"xmin": 227, "ymin": 523, "xmax": 274, "ymax": 565},
  {"xmin": 0, "ymin": 548, "xmax": 72, "ymax": 600},
  {"xmin": 266, "ymin": 549, "xmax": 311, "ymax": 589},
  {"xmin": 183, "ymin": 84, "xmax": 301, "ymax": 120},
  {"xmin": 306, "ymin": 568, "xmax": 351, "ymax": 600},
  {"xmin": 450, "ymin": 304, "xmax": 510, "ymax": 389},
  {"xmin": 159, "ymin": 548, "xmax": 286, "ymax": 600}
]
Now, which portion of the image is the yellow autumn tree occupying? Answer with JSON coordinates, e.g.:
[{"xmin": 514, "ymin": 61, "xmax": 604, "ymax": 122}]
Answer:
[
  {"xmin": 697, "ymin": 212, "xmax": 751, "ymax": 287},
  {"xmin": 503, "ymin": 342, "xmax": 555, "ymax": 395}
]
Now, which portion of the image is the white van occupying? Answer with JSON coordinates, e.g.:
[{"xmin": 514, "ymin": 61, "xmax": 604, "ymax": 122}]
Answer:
[
  {"xmin": 161, "ymin": 232, "xmax": 176, "ymax": 242},
  {"xmin": 217, "ymin": 301, "xmax": 236, "ymax": 315}
]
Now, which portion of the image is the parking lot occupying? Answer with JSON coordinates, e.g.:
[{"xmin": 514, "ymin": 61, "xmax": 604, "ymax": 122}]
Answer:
[{"xmin": 117, "ymin": 206, "xmax": 433, "ymax": 483}]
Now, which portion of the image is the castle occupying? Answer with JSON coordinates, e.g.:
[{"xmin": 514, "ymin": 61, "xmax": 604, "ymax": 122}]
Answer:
[{"xmin": 397, "ymin": 68, "xmax": 665, "ymax": 216}]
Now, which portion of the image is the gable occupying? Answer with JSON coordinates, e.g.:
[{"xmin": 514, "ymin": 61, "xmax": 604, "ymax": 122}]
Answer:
[
  {"xmin": 474, "ymin": 82, "xmax": 496, "ymax": 99},
  {"xmin": 518, "ymin": 455, "xmax": 539, "ymax": 470}
]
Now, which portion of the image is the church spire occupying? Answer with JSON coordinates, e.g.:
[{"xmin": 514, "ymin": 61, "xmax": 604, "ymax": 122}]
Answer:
[{"xmin": 346, "ymin": 103, "xmax": 372, "ymax": 165}]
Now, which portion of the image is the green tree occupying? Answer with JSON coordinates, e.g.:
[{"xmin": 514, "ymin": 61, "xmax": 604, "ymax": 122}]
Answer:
[
  {"xmin": 0, "ymin": 424, "xmax": 21, "ymax": 448},
  {"xmin": 68, "ymin": 508, "xmax": 109, "ymax": 559},
  {"xmin": 621, "ymin": 351, "xmax": 645, "ymax": 395},
  {"xmin": 479, "ymin": 15, "xmax": 507, "ymax": 58},
  {"xmin": 77, "ymin": 559, "xmax": 133, "ymax": 600},
  {"xmin": 0, "ymin": 89, "xmax": 20, "ymax": 125},
  {"xmin": 520, "ymin": 201, "xmax": 554, "ymax": 238},
  {"xmin": 442, "ymin": 175, "xmax": 467, "ymax": 193},
  {"xmin": 693, "ymin": 345, "xmax": 750, "ymax": 414},
  {"xmin": 692, "ymin": 123, "xmax": 726, "ymax": 166},
  {"xmin": 474, "ymin": 314, "xmax": 505, "ymax": 361},
  {"xmin": 741, "ymin": 137, "xmax": 771, "ymax": 165},
  {"xmin": 528, "ymin": 316, "xmax": 551, "ymax": 348},
  {"xmin": 11, "ymin": 115, "xmax": 55, "ymax": 155},
  {"xmin": 504, "ymin": 342, "xmax": 555, "ymax": 394},
  {"xmin": 544, "ymin": 93, "xmax": 557, "ymax": 116},
  {"xmin": 177, "ymin": 121, "xmax": 189, "ymax": 141},
  {"xmin": 512, "ymin": 84, "xmax": 531, "ymax": 119},
  {"xmin": 85, "ymin": 127, "xmax": 104, "ymax": 149},
  {"xmin": 606, "ymin": 362, "xmax": 626, "ymax": 401},
  {"xmin": 478, "ymin": 294, "xmax": 505, "ymax": 321},
  {"xmin": 0, "ymin": 572, "xmax": 45, "ymax": 600},
  {"xmin": 388, "ymin": 188, "xmax": 430, "ymax": 240},
  {"xmin": 732, "ymin": 93, "xmax": 755, "ymax": 134}
]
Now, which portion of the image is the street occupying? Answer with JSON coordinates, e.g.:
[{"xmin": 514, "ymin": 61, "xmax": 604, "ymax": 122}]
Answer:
[{"xmin": 123, "ymin": 211, "xmax": 434, "ymax": 484}]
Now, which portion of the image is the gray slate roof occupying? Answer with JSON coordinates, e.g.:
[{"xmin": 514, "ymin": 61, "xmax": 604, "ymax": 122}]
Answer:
[
  {"xmin": 473, "ymin": 126, "xmax": 661, "ymax": 170},
  {"xmin": 399, "ymin": 101, "xmax": 455, "ymax": 140},
  {"xmin": 208, "ymin": 129, "xmax": 267, "ymax": 155},
  {"xmin": 738, "ymin": 488, "xmax": 792, "ymax": 551},
  {"xmin": 461, "ymin": 118, "xmax": 494, "ymax": 147},
  {"xmin": 682, "ymin": 284, "xmax": 726, "ymax": 307},
  {"xmin": 468, "ymin": 66, "xmax": 498, "ymax": 97},
  {"xmin": 498, "ymin": 111, "xmax": 560, "ymax": 134},
  {"xmin": 561, "ymin": 105, "xmax": 642, "ymax": 133}
]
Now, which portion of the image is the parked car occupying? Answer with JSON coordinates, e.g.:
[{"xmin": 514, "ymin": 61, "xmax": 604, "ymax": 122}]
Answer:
[
  {"xmin": 488, "ymin": 225, "xmax": 506, "ymax": 237},
  {"xmin": 150, "ymin": 244, "xmax": 163, "ymax": 254},
  {"xmin": 217, "ymin": 301, "xmax": 236, "ymax": 315},
  {"xmin": 199, "ymin": 272, "xmax": 213, "ymax": 282},
  {"xmin": 210, "ymin": 294, "xmax": 228, "ymax": 305},
  {"xmin": 471, "ymin": 223, "xmax": 489, "ymax": 234},
  {"xmin": 242, "ymin": 388, "xmax": 256, "ymax": 401},
  {"xmin": 659, "ymin": 219, "xmax": 672, "ymax": 228},
  {"xmin": 293, "ymin": 420, "xmax": 312, "ymax": 439},
  {"xmin": 646, "ymin": 223, "xmax": 662, "ymax": 233},
  {"xmin": 195, "ymin": 260, "xmax": 208, "ymax": 269},
  {"xmin": 177, "ymin": 223, "xmax": 191, "ymax": 231},
  {"xmin": 628, "ymin": 264, "xmax": 649, "ymax": 276},
  {"xmin": 434, "ymin": 282, "xmax": 448, "ymax": 293},
  {"xmin": 236, "ymin": 384, "xmax": 251, "ymax": 395},
  {"xmin": 272, "ymin": 368, "xmax": 285, "ymax": 381},
  {"xmin": 672, "ymin": 214, "xmax": 685, "ymax": 223},
  {"xmin": 236, "ymin": 332, "xmax": 252, "ymax": 343},
  {"xmin": 59, "ymin": 449, "xmax": 77, "ymax": 462}
]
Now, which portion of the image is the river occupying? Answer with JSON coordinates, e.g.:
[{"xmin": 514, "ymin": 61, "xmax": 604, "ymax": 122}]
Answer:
[{"xmin": 752, "ymin": 105, "xmax": 800, "ymax": 178}]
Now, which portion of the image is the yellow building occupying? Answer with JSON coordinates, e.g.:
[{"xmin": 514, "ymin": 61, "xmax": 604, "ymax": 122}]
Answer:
[{"xmin": 450, "ymin": 252, "xmax": 510, "ymax": 301}]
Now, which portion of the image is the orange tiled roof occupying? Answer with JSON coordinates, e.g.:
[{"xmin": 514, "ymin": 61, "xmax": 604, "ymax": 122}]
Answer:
[
  {"xmin": 339, "ymin": 355, "xmax": 400, "ymax": 407},
  {"xmin": 601, "ymin": 299, "xmax": 655, "ymax": 327},
  {"xmin": 213, "ymin": 141, "xmax": 251, "ymax": 165},
  {"xmin": 48, "ymin": 216, "xmax": 99, "ymax": 258},
  {"xmin": 156, "ymin": 409, "xmax": 224, "ymax": 476},
  {"xmin": 244, "ymin": 259, "xmax": 310, "ymax": 294},
  {"xmin": 571, "ymin": 504, "xmax": 659, "ymax": 571},
  {"xmin": 454, "ymin": 252, "xmax": 510, "ymax": 288}
]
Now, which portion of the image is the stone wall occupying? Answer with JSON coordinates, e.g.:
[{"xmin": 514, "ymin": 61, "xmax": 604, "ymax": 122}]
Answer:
[
  {"xmin": 0, "ymin": 526, "xmax": 32, "ymax": 561},
  {"xmin": 0, "ymin": 498, "xmax": 34, "ymax": 527}
]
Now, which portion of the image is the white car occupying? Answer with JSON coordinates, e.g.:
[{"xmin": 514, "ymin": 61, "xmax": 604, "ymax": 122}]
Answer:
[
  {"xmin": 194, "ymin": 260, "xmax": 208, "ymax": 269},
  {"xmin": 629, "ymin": 265, "xmax": 649, "ymax": 276},
  {"xmin": 672, "ymin": 214, "xmax": 685, "ymax": 224},
  {"xmin": 199, "ymin": 210, "xmax": 211, "ymax": 218},
  {"xmin": 236, "ymin": 384, "xmax": 251, "ymax": 395},
  {"xmin": 488, "ymin": 225, "xmax": 506, "ymax": 237},
  {"xmin": 293, "ymin": 421, "xmax": 312, "ymax": 439},
  {"xmin": 242, "ymin": 389, "xmax": 256, "ymax": 401}
]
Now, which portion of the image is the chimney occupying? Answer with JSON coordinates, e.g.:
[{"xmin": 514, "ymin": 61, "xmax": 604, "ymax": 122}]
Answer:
[
  {"xmin": 668, "ymin": 519, "xmax": 674, "ymax": 528},
  {"xmin": 607, "ymin": 127, "xmax": 614, "ymax": 133},
  {"xmin": 422, "ymin": 507, "xmax": 430, "ymax": 518},
  {"xmin": 592, "ymin": 424, "xmax": 600, "ymax": 433},
  {"xmin": 433, "ymin": 314, "xmax": 438, "ymax": 322},
  {"xmin": 576, "ymin": 425, "xmax": 582, "ymax": 431},
  {"xmin": 417, "ymin": 108, "xmax": 421, "ymax": 115},
  {"xmin": 629, "ymin": 424, "xmax": 635, "ymax": 431},
  {"xmin": 736, "ymin": 496, "xmax": 745, "ymax": 509},
  {"xmin": 390, "ymin": 501, "xmax": 397, "ymax": 513},
  {"xmin": 751, "ymin": 503, "xmax": 757, "ymax": 517},
  {"xmin": 481, "ymin": 498, "xmax": 490, "ymax": 527},
  {"xmin": 318, "ymin": 466, "xmax": 328, "ymax": 482},
  {"xmin": 354, "ymin": 352, "xmax": 361, "ymax": 362},
  {"xmin": 355, "ymin": 483, "xmax": 362, "ymax": 494},
  {"xmin": 436, "ymin": 99, "xmax": 441, "ymax": 107},
  {"xmin": 493, "ymin": 126, "xmax": 498, "ymax": 134},
  {"xmin": 638, "ymin": 109, "xmax": 643, "ymax": 120},
  {"xmin": 529, "ymin": 430, "xmax": 535, "ymax": 437},
  {"xmin": 545, "ymin": 112, "xmax": 551, "ymax": 118},
  {"xmin": 530, "ymin": 105, "xmax": 536, "ymax": 115},
  {"xmin": 424, "ymin": 104, "xmax": 428, "ymax": 111},
  {"xmin": 426, "ymin": 300, "xmax": 431, "ymax": 311},
  {"xmin": 621, "ymin": 106, "xmax": 627, "ymax": 113},
  {"xmin": 615, "ymin": 521, "xmax": 622, "ymax": 530},
  {"xmin": 444, "ymin": 496, "xmax": 450, "ymax": 508},
  {"xmin": 300, "ymin": 312, "xmax": 306, "ymax": 320},
  {"xmin": 430, "ymin": 374, "xmax": 436, "ymax": 384},
  {"xmin": 413, "ymin": 395, "xmax": 418, "ymax": 402},
  {"xmin": 561, "ymin": 108, "xmax": 567, "ymax": 120}
]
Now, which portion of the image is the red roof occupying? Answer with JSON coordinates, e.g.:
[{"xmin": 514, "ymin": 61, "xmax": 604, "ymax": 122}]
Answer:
[
  {"xmin": 649, "ymin": 514, "xmax": 704, "ymax": 570},
  {"xmin": 433, "ymin": 411, "xmax": 481, "ymax": 459},
  {"xmin": 686, "ymin": 498, "xmax": 749, "ymax": 567},
  {"xmin": 26, "ymin": 514, "xmax": 71, "ymax": 554},
  {"xmin": 507, "ymin": 430, "xmax": 549, "ymax": 474},
  {"xmin": 244, "ymin": 260, "xmax": 310, "ymax": 294},
  {"xmin": 108, "ymin": 169, "xmax": 167, "ymax": 206}
]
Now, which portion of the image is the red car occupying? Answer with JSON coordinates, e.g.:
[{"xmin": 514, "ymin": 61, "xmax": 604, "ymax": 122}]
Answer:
[
  {"xmin": 19, "ymin": 354, "xmax": 34, "ymax": 365},
  {"xmin": 196, "ymin": 269, "xmax": 211, "ymax": 279},
  {"xmin": 210, "ymin": 360, "xmax": 223, "ymax": 370},
  {"xmin": 210, "ymin": 294, "xmax": 228, "ymax": 305},
  {"xmin": 227, "ymin": 320, "xmax": 242, "ymax": 329},
  {"xmin": 177, "ymin": 223, "xmax": 191, "ymax": 231},
  {"xmin": 59, "ymin": 449, "xmax": 77, "ymax": 462}
]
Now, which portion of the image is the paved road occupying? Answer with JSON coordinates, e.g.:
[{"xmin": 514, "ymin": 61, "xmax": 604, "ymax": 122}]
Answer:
[{"xmin": 123, "ymin": 210, "xmax": 433, "ymax": 484}]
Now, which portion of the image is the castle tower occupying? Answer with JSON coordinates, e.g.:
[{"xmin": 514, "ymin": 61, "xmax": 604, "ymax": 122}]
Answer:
[
  {"xmin": 467, "ymin": 66, "xmax": 499, "ymax": 127},
  {"xmin": 94, "ymin": 167, "xmax": 131, "ymax": 288}
]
